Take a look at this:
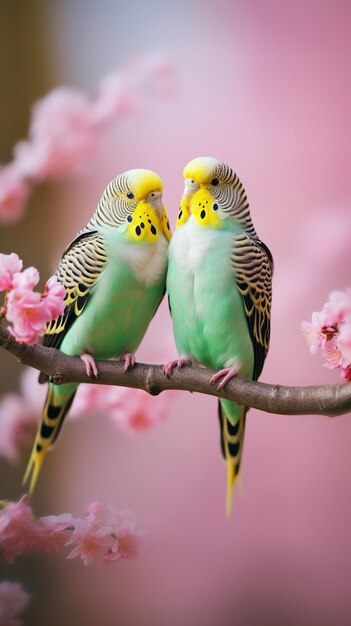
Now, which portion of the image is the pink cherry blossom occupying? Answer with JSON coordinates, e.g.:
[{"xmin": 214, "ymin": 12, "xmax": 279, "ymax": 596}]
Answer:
[
  {"xmin": 0, "ymin": 495, "xmax": 74, "ymax": 561},
  {"xmin": 0, "ymin": 165, "xmax": 30, "ymax": 224},
  {"xmin": 11, "ymin": 266, "xmax": 40, "ymax": 291},
  {"xmin": 108, "ymin": 387, "xmax": 171, "ymax": 433},
  {"xmin": 0, "ymin": 495, "xmax": 142, "ymax": 568},
  {"xmin": 42, "ymin": 276, "xmax": 66, "ymax": 318},
  {"xmin": 85, "ymin": 501, "xmax": 135, "ymax": 529},
  {"xmin": 15, "ymin": 87, "xmax": 101, "ymax": 181},
  {"xmin": 66, "ymin": 518, "xmax": 116, "ymax": 566},
  {"xmin": 0, "ymin": 56, "xmax": 174, "ymax": 224},
  {"xmin": 85, "ymin": 501, "xmax": 116, "ymax": 525},
  {"xmin": 72, "ymin": 383, "xmax": 171, "ymax": 433},
  {"xmin": 3, "ymin": 265, "xmax": 66, "ymax": 345},
  {"xmin": 323, "ymin": 289, "xmax": 351, "ymax": 326},
  {"xmin": 68, "ymin": 501, "xmax": 141, "ymax": 566},
  {"xmin": 301, "ymin": 311, "xmax": 329, "ymax": 354},
  {"xmin": 303, "ymin": 288, "xmax": 351, "ymax": 381},
  {"xmin": 91, "ymin": 73, "xmax": 142, "ymax": 125},
  {"xmin": 0, "ymin": 581, "xmax": 30, "ymax": 626},
  {"xmin": 323, "ymin": 338, "xmax": 343, "ymax": 369},
  {"xmin": 87, "ymin": 502, "xmax": 142, "ymax": 564},
  {"xmin": 39, "ymin": 513, "xmax": 74, "ymax": 552},
  {"xmin": 0, "ymin": 253, "xmax": 23, "ymax": 292},
  {"xmin": 116, "ymin": 521, "xmax": 141, "ymax": 560},
  {"xmin": 92, "ymin": 55, "xmax": 174, "ymax": 125},
  {"xmin": 6, "ymin": 289, "xmax": 51, "ymax": 344},
  {"xmin": 0, "ymin": 495, "xmax": 43, "ymax": 563}
]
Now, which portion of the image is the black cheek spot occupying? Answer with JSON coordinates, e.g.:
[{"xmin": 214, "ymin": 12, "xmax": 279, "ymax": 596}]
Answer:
[
  {"xmin": 167, "ymin": 220, "xmax": 170, "ymax": 230},
  {"xmin": 135, "ymin": 225, "xmax": 141, "ymax": 236},
  {"xmin": 151, "ymin": 225, "xmax": 157, "ymax": 235},
  {"xmin": 36, "ymin": 443, "xmax": 43, "ymax": 453},
  {"xmin": 200, "ymin": 209, "xmax": 206, "ymax": 219},
  {"xmin": 127, "ymin": 215, "xmax": 133, "ymax": 223},
  {"xmin": 140, "ymin": 222, "xmax": 145, "ymax": 229},
  {"xmin": 178, "ymin": 210, "xmax": 183, "ymax": 219},
  {"xmin": 213, "ymin": 203, "xmax": 218, "ymax": 211}
]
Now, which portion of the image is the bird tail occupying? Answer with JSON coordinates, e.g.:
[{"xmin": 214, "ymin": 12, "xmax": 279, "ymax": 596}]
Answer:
[
  {"xmin": 23, "ymin": 384, "xmax": 76, "ymax": 494},
  {"xmin": 218, "ymin": 400, "xmax": 247, "ymax": 517}
]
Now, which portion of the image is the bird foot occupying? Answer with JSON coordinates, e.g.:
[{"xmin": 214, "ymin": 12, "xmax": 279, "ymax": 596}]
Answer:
[
  {"xmin": 210, "ymin": 366, "xmax": 239, "ymax": 389},
  {"xmin": 163, "ymin": 357, "xmax": 192, "ymax": 378},
  {"xmin": 80, "ymin": 353, "xmax": 98, "ymax": 378},
  {"xmin": 121, "ymin": 352, "xmax": 136, "ymax": 371}
]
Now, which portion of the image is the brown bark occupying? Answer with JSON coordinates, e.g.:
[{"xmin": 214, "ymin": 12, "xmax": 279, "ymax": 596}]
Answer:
[{"xmin": 0, "ymin": 325, "xmax": 350, "ymax": 418}]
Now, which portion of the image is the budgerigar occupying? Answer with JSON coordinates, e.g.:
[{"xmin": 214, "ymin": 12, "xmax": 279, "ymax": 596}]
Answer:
[
  {"xmin": 24, "ymin": 168, "xmax": 171, "ymax": 492},
  {"xmin": 164, "ymin": 157, "xmax": 273, "ymax": 515}
]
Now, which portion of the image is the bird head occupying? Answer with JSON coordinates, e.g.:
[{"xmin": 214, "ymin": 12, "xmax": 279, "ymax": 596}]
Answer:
[
  {"xmin": 92, "ymin": 168, "xmax": 171, "ymax": 243},
  {"xmin": 177, "ymin": 156, "xmax": 255, "ymax": 236}
]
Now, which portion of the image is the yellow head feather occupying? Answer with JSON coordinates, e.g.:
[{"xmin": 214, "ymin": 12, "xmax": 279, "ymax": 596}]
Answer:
[
  {"xmin": 183, "ymin": 156, "xmax": 221, "ymax": 184},
  {"xmin": 127, "ymin": 169, "xmax": 163, "ymax": 200}
]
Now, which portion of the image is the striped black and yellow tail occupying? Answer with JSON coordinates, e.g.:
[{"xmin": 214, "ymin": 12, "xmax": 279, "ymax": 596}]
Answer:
[
  {"xmin": 218, "ymin": 400, "xmax": 247, "ymax": 517},
  {"xmin": 23, "ymin": 385, "xmax": 76, "ymax": 493}
]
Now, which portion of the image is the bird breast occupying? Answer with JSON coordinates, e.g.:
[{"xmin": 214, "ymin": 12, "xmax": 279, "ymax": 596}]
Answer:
[
  {"xmin": 113, "ymin": 234, "xmax": 168, "ymax": 286},
  {"xmin": 170, "ymin": 216, "xmax": 232, "ymax": 270}
]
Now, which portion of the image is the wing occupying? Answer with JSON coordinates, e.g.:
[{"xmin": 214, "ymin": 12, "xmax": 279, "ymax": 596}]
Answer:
[
  {"xmin": 43, "ymin": 231, "xmax": 107, "ymax": 350},
  {"xmin": 231, "ymin": 232, "xmax": 273, "ymax": 380}
]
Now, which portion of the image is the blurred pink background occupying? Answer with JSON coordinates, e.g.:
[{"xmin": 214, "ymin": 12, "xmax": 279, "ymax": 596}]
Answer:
[{"xmin": 1, "ymin": 1, "xmax": 351, "ymax": 624}]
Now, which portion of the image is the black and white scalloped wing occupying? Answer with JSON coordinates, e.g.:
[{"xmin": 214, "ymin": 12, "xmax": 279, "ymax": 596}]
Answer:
[
  {"xmin": 231, "ymin": 233, "xmax": 273, "ymax": 381},
  {"xmin": 44, "ymin": 232, "xmax": 107, "ymax": 350}
]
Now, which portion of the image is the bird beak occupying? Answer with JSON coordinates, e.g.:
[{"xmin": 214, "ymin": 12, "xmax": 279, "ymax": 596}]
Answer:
[
  {"xmin": 146, "ymin": 190, "xmax": 163, "ymax": 214},
  {"xmin": 182, "ymin": 178, "xmax": 200, "ymax": 205}
]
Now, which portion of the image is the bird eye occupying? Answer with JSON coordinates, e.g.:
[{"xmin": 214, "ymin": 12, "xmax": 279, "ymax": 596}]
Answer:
[
  {"xmin": 127, "ymin": 191, "xmax": 134, "ymax": 199},
  {"xmin": 211, "ymin": 178, "xmax": 219, "ymax": 186}
]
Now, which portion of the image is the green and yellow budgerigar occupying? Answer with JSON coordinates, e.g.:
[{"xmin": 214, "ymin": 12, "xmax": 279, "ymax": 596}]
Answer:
[
  {"xmin": 164, "ymin": 157, "xmax": 273, "ymax": 515},
  {"xmin": 24, "ymin": 168, "xmax": 171, "ymax": 493}
]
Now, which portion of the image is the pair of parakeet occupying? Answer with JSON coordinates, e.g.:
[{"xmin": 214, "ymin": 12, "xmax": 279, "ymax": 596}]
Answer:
[{"xmin": 23, "ymin": 157, "xmax": 273, "ymax": 515}]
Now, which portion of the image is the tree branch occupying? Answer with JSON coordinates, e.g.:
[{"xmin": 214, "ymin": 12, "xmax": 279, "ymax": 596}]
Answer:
[{"xmin": 0, "ymin": 324, "xmax": 350, "ymax": 418}]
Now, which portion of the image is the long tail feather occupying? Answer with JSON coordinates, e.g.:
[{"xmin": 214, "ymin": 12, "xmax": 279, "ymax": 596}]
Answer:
[
  {"xmin": 218, "ymin": 401, "xmax": 246, "ymax": 517},
  {"xmin": 23, "ymin": 386, "xmax": 76, "ymax": 493}
]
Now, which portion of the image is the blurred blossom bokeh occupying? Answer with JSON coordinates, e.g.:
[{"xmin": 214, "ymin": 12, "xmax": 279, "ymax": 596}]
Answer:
[{"xmin": 0, "ymin": 1, "xmax": 351, "ymax": 625}]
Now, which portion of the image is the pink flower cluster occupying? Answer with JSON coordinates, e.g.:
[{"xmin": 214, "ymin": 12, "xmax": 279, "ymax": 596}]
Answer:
[
  {"xmin": 0, "ymin": 581, "xmax": 29, "ymax": 626},
  {"xmin": 72, "ymin": 382, "xmax": 171, "ymax": 432},
  {"xmin": 0, "ymin": 252, "xmax": 65, "ymax": 344},
  {"xmin": 302, "ymin": 288, "xmax": 351, "ymax": 381},
  {"xmin": 0, "ymin": 367, "xmax": 171, "ymax": 464},
  {"xmin": 0, "ymin": 55, "xmax": 173, "ymax": 224},
  {"xmin": 0, "ymin": 495, "xmax": 142, "ymax": 568}
]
